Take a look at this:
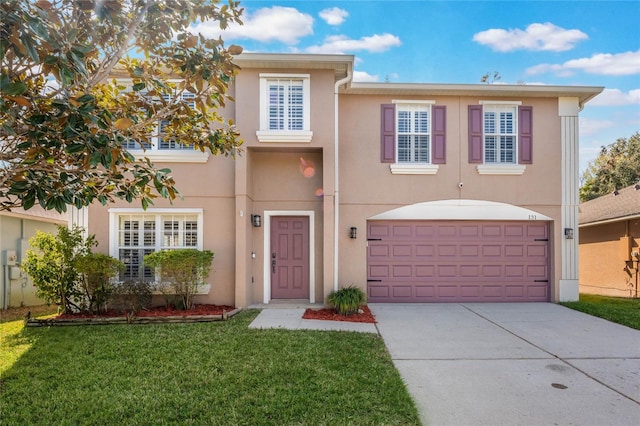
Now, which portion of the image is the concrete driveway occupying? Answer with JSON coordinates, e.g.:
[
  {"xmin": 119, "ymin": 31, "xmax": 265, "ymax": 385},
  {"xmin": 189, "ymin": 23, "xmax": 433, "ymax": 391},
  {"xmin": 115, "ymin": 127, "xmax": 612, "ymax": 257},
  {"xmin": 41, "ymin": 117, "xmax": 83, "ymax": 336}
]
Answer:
[{"xmin": 370, "ymin": 303, "xmax": 640, "ymax": 426}]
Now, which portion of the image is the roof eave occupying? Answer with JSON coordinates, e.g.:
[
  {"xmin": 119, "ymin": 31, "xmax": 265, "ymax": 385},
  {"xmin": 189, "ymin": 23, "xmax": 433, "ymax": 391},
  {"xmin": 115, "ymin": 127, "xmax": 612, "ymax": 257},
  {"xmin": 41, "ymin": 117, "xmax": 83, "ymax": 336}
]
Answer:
[{"xmin": 345, "ymin": 82, "xmax": 604, "ymax": 104}]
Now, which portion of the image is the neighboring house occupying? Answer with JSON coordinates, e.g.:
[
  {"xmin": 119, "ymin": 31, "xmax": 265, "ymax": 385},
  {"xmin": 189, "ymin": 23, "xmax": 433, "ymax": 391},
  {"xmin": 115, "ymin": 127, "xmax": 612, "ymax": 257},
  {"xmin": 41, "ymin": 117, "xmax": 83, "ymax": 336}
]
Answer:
[
  {"xmin": 78, "ymin": 53, "xmax": 603, "ymax": 307},
  {"xmin": 579, "ymin": 183, "xmax": 640, "ymax": 297},
  {"xmin": 0, "ymin": 205, "xmax": 69, "ymax": 308}
]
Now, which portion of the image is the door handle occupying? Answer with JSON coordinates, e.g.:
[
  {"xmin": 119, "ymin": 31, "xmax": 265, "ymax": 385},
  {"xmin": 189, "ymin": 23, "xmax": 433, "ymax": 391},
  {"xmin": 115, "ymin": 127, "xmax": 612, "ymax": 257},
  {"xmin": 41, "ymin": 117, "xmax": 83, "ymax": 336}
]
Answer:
[{"xmin": 271, "ymin": 253, "xmax": 276, "ymax": 274}]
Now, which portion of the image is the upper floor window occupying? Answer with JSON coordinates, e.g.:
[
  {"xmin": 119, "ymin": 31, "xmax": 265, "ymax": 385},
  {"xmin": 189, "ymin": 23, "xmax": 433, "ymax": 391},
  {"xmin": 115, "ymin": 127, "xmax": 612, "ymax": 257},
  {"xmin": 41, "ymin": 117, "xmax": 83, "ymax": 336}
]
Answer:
[
  {"xmin": 257, "ymin": 74, "xmax": 312, "ymax": 143},
  {"xmin": 396, "ymin": 103, "xmax": 431, "ymax": 163},
  {"xmin": 380, "ymin": 101, "xmax": 446, "ymax": 174},
  {"xmin": 468, "ymin": 102, "xmax": 533, "ymax": 175},
  {"xmin": 123, "ymin": 90, "xmax": 208, "ymax": 163}
]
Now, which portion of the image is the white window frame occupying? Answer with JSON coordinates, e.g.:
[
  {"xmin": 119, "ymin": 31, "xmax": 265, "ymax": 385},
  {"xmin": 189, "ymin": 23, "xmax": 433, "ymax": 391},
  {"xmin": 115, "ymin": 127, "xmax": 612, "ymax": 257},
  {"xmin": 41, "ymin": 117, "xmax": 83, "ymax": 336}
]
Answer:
[
  {"xmin": 119, "ymin": 81, "xmax": 209, "ymax": 163},
  {"xmin": 476, "ymin": 100, "xmax": 525, "ymax": 176},
  {"xmin": 108, "ymin": 208, "xmax": 204, "ymax": 283},
  {"xmin": 389, "ymin": 100, "xmax": 439, "ymax": 175},
  {"xmin": 256, "ymin": 73, "xmax": 313, "ymax": 143}
]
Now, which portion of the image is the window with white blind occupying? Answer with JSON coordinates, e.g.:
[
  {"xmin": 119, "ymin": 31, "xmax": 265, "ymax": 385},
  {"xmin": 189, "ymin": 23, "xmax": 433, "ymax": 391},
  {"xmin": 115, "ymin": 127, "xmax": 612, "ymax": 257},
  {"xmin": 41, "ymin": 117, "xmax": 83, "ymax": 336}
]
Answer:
[
  {"xmin": 396, "ymin": 103, "xmax": 431, "ymax": 163},
  {"xmin": 483, "ymin": 104, "xmax": 517, "ymax": 164},
  {"xmin": 109, "ymin": 209, "xmax": 203, "ymax": 281},
  {"xmin": 123, "ymin": 90, "xmax": 207, "ymax": 162},
  {"xmin": 257, "ymin": 74, "xmax": 312, "ymax": 142}
]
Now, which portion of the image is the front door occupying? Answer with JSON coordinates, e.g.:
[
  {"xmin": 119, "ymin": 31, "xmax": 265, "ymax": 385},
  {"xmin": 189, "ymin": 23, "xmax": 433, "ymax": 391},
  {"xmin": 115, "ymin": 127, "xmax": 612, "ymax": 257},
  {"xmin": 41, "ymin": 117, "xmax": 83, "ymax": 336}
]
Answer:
[{"xmin": 270, "ymin": 216, "xmax": 310, "ymax": 299}]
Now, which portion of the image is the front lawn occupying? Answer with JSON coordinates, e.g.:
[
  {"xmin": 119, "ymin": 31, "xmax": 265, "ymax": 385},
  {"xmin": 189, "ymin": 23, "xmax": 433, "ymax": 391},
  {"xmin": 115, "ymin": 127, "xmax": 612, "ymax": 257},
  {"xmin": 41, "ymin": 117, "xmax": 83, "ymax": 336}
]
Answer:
[
  {"xmin": 0, "ymin": 309, "xmax": 420, "ymax": 426},
  {"xmin": 560, "ymin": 294, "xmax": 640, "ymax": 330}
]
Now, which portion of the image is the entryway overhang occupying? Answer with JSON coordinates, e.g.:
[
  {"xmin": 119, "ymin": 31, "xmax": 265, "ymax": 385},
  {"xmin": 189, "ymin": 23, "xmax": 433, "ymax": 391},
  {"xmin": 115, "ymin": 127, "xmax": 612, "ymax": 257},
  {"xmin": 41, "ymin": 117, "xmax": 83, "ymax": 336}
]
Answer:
[{"xmin": 369, "ymin": 199, "xmax": 552, "ymax": 221}]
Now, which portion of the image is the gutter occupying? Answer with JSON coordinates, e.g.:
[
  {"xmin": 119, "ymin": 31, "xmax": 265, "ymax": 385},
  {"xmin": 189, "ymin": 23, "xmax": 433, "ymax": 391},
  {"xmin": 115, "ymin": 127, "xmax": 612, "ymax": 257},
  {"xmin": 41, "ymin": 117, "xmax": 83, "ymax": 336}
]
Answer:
[
  {"xmin": 333, "ymin": 68, "xmax": 353, "ymax": 291},
  {"xmin": 579, "ymin": 214, "xmax": 640, "ymax": 228}
]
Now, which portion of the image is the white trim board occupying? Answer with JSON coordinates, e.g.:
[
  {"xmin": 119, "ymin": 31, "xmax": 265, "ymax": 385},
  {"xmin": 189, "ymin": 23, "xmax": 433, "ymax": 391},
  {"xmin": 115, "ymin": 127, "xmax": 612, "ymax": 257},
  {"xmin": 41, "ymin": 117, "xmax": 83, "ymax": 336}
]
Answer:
[{"xmin": 262, "ymin": 210, "xmax": 315, "ymax": 304}]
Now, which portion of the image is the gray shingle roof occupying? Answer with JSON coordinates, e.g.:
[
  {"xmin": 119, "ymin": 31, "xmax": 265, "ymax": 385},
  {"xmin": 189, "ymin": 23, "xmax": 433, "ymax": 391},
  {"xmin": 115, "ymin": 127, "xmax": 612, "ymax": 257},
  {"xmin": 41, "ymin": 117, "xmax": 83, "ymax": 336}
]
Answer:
[{"xmin": 579, "ymin": 183, "xmax": 640, "ymax": 225}]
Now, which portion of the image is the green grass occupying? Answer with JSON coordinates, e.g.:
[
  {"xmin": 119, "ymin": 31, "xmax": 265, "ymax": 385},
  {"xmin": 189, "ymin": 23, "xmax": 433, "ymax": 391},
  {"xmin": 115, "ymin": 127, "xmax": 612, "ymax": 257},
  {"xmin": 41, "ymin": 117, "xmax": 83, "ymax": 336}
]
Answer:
[
  {"xmin": 560, "ymin": 294, "xmax": 640, "ymax": 330},
  {"xmin": 0, "ymin": 310, "xmax": 420, "ymax": 426}
]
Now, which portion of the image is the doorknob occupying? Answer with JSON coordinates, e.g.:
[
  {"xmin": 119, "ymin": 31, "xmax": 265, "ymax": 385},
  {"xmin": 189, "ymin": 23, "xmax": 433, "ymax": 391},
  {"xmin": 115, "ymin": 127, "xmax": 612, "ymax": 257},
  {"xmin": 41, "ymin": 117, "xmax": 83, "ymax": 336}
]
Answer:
[{"xmin": 271, "ymin": 253, "xmax": 276, "ymax": 273}]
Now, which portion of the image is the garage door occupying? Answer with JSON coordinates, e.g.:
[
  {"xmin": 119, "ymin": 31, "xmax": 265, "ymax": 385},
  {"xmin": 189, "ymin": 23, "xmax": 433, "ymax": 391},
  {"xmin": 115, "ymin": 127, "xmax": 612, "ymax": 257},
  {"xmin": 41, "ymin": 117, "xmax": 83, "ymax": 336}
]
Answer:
[{"xmin": 367, "ymin": 220, "xmax": 550, "ymax": 303}]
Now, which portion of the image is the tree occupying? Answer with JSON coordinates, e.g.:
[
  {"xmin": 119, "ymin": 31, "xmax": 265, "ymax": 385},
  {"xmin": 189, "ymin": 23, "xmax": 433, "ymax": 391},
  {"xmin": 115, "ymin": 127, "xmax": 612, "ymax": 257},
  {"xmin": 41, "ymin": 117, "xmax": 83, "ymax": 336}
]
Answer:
[
  {"xmin": 1, "ymin": 0, "xmax": 244, "ymax": 213},
  {"xmin": 22, "ymin": 225, "xmax": 96, "ymax": 313},
  {"xmin": 580, "ymin": 132, "xmax": 640, "ymax": 201}
]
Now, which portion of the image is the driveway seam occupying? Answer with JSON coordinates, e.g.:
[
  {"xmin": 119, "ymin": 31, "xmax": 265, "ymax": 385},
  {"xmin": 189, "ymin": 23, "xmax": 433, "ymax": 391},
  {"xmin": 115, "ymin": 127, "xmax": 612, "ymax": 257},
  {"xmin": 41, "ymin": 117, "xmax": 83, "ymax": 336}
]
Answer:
[{"xmin": 461, "ymin": 303, "xmax": 640, "ymax": 406}]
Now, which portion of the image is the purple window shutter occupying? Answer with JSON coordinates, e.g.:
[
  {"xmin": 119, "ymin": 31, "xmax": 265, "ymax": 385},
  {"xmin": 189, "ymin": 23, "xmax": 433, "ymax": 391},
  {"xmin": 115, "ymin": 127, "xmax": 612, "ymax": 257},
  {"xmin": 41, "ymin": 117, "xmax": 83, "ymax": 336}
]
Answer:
[
  {"xmin": 432, "ymin": 105, "xmax": 446, "ymax": 164},
  {"xmin": 380, "ymin": 104, "xmax": 395, "ymax": 163},
  {"xmin": 518, "ymin": 106, "xmax": 533, "ymax": 164},
  {"xmin": 468, "ymin": 105, "xmax": 483, "ymax": 163}
]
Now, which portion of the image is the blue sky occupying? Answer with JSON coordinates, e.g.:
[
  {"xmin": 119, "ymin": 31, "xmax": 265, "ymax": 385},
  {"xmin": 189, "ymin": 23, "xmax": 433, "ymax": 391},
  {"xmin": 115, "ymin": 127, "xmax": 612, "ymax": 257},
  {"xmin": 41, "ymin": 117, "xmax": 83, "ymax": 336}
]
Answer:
[{"xmin": 197, "ymin": 0, "xmax": 640, "ymax": 173}]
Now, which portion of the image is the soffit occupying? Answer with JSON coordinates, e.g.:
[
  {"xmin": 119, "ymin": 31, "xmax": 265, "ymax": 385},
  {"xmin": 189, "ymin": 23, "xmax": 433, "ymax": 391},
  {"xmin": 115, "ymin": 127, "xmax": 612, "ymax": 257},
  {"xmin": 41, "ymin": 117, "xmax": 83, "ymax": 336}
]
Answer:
[
  {"xmin": 234, "ymin": 53, "xmax": 353, "ymax": 81},
  {"xmin": 345, "ymin": 82, "xmax": 603, "ymax": 106}
]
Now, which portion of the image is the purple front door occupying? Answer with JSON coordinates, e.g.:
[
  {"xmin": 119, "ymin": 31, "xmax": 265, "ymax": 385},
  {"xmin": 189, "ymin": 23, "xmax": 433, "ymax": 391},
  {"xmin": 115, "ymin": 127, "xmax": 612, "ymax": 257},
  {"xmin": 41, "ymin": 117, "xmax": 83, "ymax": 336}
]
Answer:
[{"xmin": 271, "ymin": 216, "xmax": 310, "ymax": 299}]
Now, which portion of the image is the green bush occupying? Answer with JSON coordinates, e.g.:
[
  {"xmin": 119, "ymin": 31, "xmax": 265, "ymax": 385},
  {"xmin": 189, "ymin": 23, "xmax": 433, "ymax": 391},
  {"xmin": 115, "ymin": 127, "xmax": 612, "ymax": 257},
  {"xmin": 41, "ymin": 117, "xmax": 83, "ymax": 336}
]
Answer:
[
  {"xmin": 22, "ymin": 225, "xmax": 96, "ymax": 313},
  {"xmin": 76, "ymin": 253, "xmax": 124, "ymax": 314},
  {"xmin": 144, "ymin": 249, "xmax": 214, "ymax": 310},
  {"xmin": 110, "ymin": 280, "xmax": 153, "ymax": 313},
  {"xmin": 327, "ymin": 285, "xmax": 367, "ymax": 316}
]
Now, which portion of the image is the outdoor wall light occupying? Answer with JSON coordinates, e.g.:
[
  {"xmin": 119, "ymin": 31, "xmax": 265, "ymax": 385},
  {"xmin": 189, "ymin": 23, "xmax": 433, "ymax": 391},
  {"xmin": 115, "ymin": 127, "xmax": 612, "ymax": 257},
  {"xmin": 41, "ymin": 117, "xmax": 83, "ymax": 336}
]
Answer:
[
  {"xmin": 564, "ymin": 228, "xmax": 574, "ymax": 239},
  {"xmin": 251, "ymin": 214, "xmax": 262, "ymax": 227},
  {"xmin": 349, "ymin": 227, "xmax": 357, "ymax": 239}
]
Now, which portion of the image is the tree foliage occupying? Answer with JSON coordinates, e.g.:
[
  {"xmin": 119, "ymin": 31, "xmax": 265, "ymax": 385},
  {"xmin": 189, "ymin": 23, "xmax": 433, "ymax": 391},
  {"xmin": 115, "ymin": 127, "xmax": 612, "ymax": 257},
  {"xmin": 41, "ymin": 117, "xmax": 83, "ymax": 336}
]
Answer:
[
  {"xmin": 1, "ymin": 0, "xmax": 244, "ymax": 212},
  {"xmin": 580, "ymin": 132, "xmax": 640, "ymax": 201}
]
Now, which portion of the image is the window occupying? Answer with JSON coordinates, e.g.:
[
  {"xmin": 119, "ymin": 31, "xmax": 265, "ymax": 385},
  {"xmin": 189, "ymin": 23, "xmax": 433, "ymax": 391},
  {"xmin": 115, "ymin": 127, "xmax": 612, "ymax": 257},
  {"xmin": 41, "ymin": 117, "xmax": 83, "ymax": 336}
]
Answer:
[
  {"xmin": 124, "ymin": 90, "xmax": 207, "ymax": 163},
  {"xmin": 468, "ymin": 102, "xmax": 532, "ymax": 175},
  {"xmin": 109, "ymin": 209, "xmax": 203, "ymax": 281},
  {"xmin": 396, "ymin": 103, "xmax": 431, "ymax": 163},
  {"xmin": 380, "ymin": 102, "xmax": 446, "ymax": 174},
  {"xmin": 483, "ymin": 105, "xmax": 516, "ymax": 164},
  {"xmin": 257, "ymin": 74, "xmax": 312, "ymax": 142}
]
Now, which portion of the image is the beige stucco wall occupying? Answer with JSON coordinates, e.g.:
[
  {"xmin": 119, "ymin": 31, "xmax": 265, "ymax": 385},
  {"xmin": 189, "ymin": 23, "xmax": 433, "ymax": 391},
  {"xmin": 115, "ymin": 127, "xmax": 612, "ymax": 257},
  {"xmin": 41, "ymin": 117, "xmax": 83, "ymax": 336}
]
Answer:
[
  {"xmin": 83, "ymin": 60, "xmax": 585, "ymax": 307},
  {"xmin": 337, "ymin": 94, "xmax": 565, "ymax": 301},
  {"xmin": 233, "ymin": 68, "xmax": 337, "ymax": 305},
  {"xmin": 87, "ymin": 153, "xmax": 238, "ymax": 306},
  {"xmin": 579, "ymin": 219, "xmax": 640, "ymax": 297}
]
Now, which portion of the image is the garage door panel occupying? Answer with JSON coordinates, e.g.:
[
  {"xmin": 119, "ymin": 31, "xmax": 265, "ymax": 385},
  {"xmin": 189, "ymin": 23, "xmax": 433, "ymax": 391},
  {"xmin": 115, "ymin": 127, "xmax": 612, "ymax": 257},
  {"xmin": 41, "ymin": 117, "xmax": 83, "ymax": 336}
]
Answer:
[{"xmin": 367, "ymin": 220, "xmax": 550, "ymax": 303}]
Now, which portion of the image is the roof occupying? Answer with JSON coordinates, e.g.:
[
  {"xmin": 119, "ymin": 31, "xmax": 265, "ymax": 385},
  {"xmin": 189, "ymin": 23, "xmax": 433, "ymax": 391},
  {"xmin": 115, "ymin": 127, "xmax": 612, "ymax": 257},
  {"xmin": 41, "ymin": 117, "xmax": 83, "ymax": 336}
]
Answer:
[
  {"xmin": 579, "ymin": 183, "xmax": 640, "ymax": 227},
  {"xmin": 234, "ymin": 53, "xmax": 603, "ymax": 107},
  {"xmin": 0, "ymin": 204, "xmax": 68, "ymax": 224}
]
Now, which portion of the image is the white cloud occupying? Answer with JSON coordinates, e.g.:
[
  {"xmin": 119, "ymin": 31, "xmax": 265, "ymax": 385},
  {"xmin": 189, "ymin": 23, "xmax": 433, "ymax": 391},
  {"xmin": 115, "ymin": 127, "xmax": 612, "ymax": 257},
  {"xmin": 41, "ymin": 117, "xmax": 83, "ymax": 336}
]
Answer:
[
  {"xmin": 588, "ymin": 88, "xmax": 640, "ymax": 106},
  {"xmin": 473, "ymin": 22, "xmax": 588, "ymax": 52},
  {"xmin": 305, "ymin": 33, "xmax": 401, "ymax": 54},
  {"xmin": 353, "ymin": 70, "xmax": 379, "ymax": 82},
  {"xmin": 527, "ymin": 50, "xmax": 640, "ymax": 76},
  {"xmin": 579, "ymin": 117, "xmax": 615, "ymax": 136},
  {"xmin": 190, "ymin": 6, "xmax": 313, "ymax": 44},
  {"xmin": 319, "ymin": 7, "xmax": 348, "ymax": 26}
]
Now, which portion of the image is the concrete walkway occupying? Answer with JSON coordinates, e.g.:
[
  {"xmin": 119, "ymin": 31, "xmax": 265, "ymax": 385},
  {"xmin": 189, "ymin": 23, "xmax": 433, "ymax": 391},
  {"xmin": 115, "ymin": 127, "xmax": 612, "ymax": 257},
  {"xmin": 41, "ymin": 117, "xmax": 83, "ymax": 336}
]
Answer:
[
  {"xmin": 248, "ymin": 307, "xmax": 377, "ymax": 333},
  {"xmin": 370, "ymin": 303, "xmax": 640, "ymax": 426}
]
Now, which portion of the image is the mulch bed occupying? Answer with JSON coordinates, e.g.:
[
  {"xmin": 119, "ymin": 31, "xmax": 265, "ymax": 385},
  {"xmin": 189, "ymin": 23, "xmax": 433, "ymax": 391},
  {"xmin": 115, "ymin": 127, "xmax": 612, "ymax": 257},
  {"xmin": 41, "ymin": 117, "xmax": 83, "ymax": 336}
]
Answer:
[
  {"xmin": 56, "ymin": 304, "xmax": 236, "ymax": 319},
  {"xmin": 303, "ymin": 305, "xmax": 376, "ymax": 323},
  {"xmin": 25, "ymin": 304, "xmax": 240, "ymax": 327}
]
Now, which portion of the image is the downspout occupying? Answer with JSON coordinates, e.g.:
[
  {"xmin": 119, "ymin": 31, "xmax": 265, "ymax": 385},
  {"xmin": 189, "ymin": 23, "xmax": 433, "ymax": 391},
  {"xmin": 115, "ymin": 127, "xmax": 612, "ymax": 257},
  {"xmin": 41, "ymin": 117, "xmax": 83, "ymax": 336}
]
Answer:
[{"xmin": 334, "ymin": 67, "xmax": 353, "ymax": 291}]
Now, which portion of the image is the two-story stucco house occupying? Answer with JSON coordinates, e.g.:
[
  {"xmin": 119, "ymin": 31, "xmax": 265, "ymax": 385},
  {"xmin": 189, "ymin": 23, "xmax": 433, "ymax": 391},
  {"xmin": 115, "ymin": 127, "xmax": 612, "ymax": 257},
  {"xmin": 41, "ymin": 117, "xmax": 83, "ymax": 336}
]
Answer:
[{"xmin": 77, "ymin": 53, "xmax": 603, "ymax": 307}]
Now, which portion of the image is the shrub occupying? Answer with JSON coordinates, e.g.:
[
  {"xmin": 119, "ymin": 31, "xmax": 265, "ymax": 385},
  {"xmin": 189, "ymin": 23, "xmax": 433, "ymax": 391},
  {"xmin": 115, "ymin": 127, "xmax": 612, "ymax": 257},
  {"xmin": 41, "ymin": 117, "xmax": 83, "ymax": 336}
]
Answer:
[
  {"xmin": 76, "ymin": 253, "xmax": 124, "ymax": 314},
  {"xmin": 110, "ymin": 280, "xmax": 153, "ymax": 313},
  {"xmin": 22, "ymin": 225, "xmax": 96, "ymax": 313},
  {"xmin": 327, "ymin": 285, "xmax": 367, "ymax": 316},
  {"xmin": 144, "ymin": 249, "xmax": 214, "ymax": 310}
]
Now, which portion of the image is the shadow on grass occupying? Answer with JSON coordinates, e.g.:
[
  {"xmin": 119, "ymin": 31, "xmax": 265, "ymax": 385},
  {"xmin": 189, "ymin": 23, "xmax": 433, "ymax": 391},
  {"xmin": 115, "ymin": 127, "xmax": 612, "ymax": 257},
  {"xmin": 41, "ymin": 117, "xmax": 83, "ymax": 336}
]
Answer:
[{"xmin": 0, "ymin": 310, "xmax": 420, "ymax": 426}]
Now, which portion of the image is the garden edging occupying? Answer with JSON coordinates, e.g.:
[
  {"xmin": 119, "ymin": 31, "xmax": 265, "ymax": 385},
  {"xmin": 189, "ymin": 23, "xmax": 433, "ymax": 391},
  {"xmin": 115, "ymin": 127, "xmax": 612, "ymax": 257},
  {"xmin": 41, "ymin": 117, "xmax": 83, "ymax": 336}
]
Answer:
[{"xmin": 25, "ymin": 307, "xmax": 243, "ymax": 327}]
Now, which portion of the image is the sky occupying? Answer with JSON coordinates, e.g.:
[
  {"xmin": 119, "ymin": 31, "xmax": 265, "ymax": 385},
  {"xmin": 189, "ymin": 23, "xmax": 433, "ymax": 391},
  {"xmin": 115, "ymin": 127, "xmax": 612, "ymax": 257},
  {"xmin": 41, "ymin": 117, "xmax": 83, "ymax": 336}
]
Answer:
[{"xmin": 199, "ymin": 0, "xmax": 640, "ymax": 173}]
